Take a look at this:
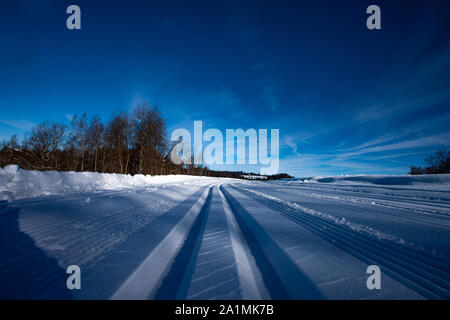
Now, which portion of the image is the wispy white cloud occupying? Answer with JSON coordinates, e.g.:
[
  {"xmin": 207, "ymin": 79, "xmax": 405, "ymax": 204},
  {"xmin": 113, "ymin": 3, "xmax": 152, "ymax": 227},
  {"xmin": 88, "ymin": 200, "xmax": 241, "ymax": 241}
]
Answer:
[
  {"xmin": 355, "ymin": 88, "xmax": 450, "ymax": 124},
  {"xmin": 207, "ymin": 85, "xmax": 239, "ymax": 110},
  {"xmin": 283, "ymin": 135, "xmax": 299, "ymax": 155},
  {"xmin": 324, "ymin": 158, "xmax": 405, "ymax": 174},
  {"xmin": 337, "ymin": 132, "xmax": 410, "ymax": 153},
  {"xmin": 0, "ymin": 119, "xmax": 35, "ymax": 131},
  {"xmin": 341, "ymin": 133, "xmax": 450, "ymax": 157},
  {"xmin": 280, "ymin": 129, "xmax": 450, "ymax": 176},
  {"xmin": 362, "ymin": 151, "xmax": 430, "ymax": 161},
  {"xmin": 280, "ymin": 153, "xmax": 405, "ymax": 177},
  {"xmin": 249, "ymin": 63, "xmax": 268, "ymax": 71},
  {"xmin": 353, "ymin": 38, "xmax": 450, "ymax": 125},
  {"xmin": 261, "ymin": 85, "xmax": 280, "ymax": 111}
]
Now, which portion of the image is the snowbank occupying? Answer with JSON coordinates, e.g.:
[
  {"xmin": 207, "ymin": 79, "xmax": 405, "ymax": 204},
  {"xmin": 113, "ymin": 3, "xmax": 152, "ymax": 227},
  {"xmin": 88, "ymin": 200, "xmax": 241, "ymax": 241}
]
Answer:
[
  {"xmin": 299, "ymin": 174, "xmax": 450, "ymax": 187},
  {"xmin": 0, "ymin": 165, "xmax": 213, "ymax": 201}
]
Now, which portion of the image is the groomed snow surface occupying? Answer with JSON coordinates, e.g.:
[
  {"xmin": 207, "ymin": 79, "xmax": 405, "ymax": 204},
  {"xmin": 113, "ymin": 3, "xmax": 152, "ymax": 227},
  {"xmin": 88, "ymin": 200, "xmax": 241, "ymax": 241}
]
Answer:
[{"xmin": 0, "ymin": 165, "xmax": 449, "ymax": 300}]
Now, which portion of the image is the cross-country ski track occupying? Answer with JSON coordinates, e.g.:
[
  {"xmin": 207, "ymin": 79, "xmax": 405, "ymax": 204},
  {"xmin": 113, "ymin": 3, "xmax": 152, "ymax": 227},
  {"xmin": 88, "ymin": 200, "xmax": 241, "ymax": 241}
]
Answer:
[{"xmin": 1, "ymin": 176, "xmax": 449, "ymax": 300}]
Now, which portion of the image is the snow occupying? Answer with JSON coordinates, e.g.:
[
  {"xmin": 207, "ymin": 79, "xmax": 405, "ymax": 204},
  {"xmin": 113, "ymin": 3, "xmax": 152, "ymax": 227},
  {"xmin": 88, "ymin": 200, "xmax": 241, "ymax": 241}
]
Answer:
[
  {"xmin": 111, "ymin": 187, "xmax": 211, "ymax": 300},
  {"xmin": 296, "ymin": 173, "xmax": 450, "ymax": 189},
  {"xmin": 0, "ymin": 167, "xmax": 449, "ymax": 299},
  {"xmin": 239, "ymin": 186, "xmax": 414, "ymax": 247},
  {"xmin": 0, "ymin": 164, "xmax": 216, "ymax": 201}
]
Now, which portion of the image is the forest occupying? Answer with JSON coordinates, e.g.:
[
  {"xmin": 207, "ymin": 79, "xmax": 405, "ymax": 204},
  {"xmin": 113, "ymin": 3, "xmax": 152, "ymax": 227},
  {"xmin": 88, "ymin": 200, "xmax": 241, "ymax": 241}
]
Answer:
[
  {"xmin": 0, "ymin": 103, "xmax": 292, "ymax": 180},
  {"xmin": 409, "ymin": 150, "xmax": 450, "ymax": 175}
]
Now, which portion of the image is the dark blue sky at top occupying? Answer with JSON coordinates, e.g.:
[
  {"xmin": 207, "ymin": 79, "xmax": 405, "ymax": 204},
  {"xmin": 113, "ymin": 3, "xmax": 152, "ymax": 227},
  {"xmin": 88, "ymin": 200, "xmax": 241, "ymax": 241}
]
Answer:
[{"xmin": 0, "ymin": 0, "xmax": 449, "ymax": 176}]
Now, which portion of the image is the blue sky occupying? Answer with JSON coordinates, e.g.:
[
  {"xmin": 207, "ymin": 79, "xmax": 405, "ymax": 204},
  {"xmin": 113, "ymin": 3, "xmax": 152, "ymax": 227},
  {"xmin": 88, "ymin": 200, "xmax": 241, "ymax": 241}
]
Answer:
[{"xmin": 1, "ymin": 0, "xmax": 449, "ymax": 176}]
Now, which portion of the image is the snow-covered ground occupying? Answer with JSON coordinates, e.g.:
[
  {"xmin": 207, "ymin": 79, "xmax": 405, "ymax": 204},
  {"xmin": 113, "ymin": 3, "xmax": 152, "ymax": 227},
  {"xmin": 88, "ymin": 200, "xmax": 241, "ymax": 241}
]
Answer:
[
  {"xmin": 0, "ymin": 165, "xmax": 216, "ymax": 201},
  {"xmin": 0, "ymin": 166, "xmax": 449, "ymax": 299}
]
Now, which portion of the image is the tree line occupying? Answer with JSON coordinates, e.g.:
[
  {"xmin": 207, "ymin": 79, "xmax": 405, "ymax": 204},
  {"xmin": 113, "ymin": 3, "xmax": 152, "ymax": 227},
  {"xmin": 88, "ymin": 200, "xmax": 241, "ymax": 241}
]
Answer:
[
  {"xmin": 0, "ymin": 103, "xmax": 293, "ymax": 180},
  {"xmin": 0, "ymin": 104, "xmax": 181, "ymax": 175},
  {"xmin": 409, "ymin": 150, "xmax": 450, "ymax": 175}
]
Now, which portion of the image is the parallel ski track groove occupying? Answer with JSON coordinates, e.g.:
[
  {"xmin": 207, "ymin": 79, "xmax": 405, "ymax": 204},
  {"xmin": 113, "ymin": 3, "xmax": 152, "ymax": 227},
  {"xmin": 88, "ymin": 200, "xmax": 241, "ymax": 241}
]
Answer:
[
  {"xmin": 153, "ymin": 188, "xmax": 213, "ymax": 299},
  {"xmin": 232, "ymin": 185, "xmax": 450, "ymax": 300},
  {"xmin": 221, "ymin": 186, "xmax": 325, "ymax": 299}
]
